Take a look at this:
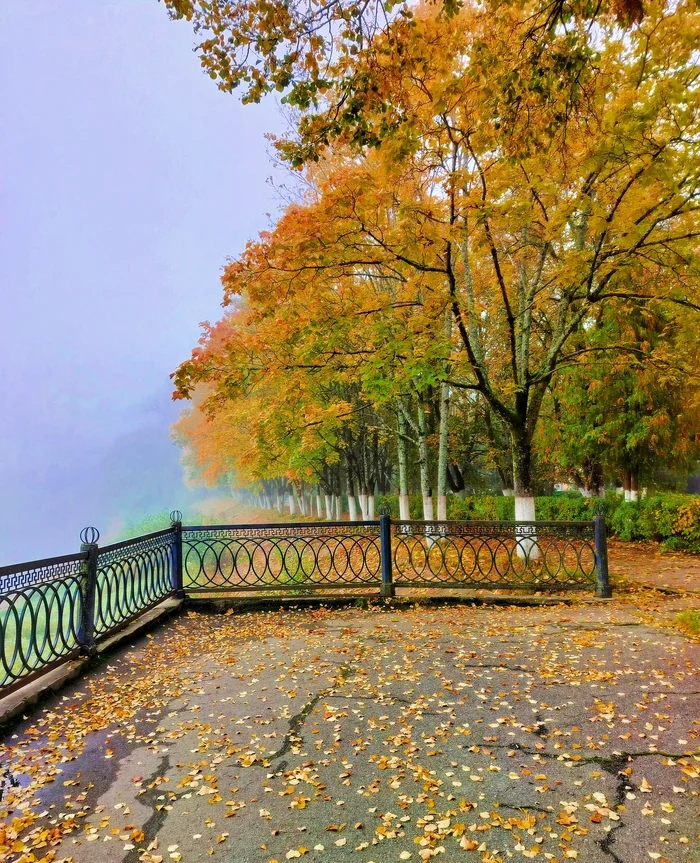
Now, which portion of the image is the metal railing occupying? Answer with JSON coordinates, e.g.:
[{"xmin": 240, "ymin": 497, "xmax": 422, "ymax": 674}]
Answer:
[
  {"xmin": 1, "ymin": 509, "xmax": 610, "ymax": 697},
  {"xmin": 0, "ymin": 525, "xmax": 178, "ymax": 695},
  {"xmin": 182, "ymin": 521, "xmax": 382, "ymax": 592}
]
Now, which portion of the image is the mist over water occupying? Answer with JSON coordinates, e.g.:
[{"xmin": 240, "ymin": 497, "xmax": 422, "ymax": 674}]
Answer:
[
  {"xmin": 0, "ymin": 386, "xmax": 207, "ymax": 564},
  {"xmin": 0, "ymin": 1, "xmax": 282, "ymax": 565}
]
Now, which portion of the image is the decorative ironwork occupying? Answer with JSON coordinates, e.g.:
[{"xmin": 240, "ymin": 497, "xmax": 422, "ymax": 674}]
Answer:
[
  {"xmin": 80, "ymin": 526, "xmax": 100, "ymax": 545},
  {"xmin": 182, "ymin": 522, "xmax": 381, "ymax": 591},
  {"xmin": 170, "ymin": 510, "xmax": 182, "ymax": 524},
  {"xmin": 0, "ymin": 553, "xmax": 85, "ymax": 691},
  {"xmin": 392, "ymin": 520, "xmax": 597, "ymax": 589},
  {"xmin": 94, "ymin": 529, "xmax": 176, "ymax": 636}
]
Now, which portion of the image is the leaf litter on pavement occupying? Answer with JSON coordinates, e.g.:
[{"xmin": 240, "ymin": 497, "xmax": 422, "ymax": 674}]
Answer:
[{"xmin": 1, "ymin": 599, "xmax": 699, "ymax": 863}]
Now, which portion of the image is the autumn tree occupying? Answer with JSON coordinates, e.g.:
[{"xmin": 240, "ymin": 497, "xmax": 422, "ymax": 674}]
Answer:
[
  {"xmin": 539, "ymin": 303, "xmax": 700, "ymax": 498},
  {"xmin": 163, "ymin": 0, "xmax": 646, "ymax": 166},
  {"xmin": 252, "ymin": 0, "xmax": 700, "ymax": 526},
  {"xmin": 172, "ymin": 0, "xmax": 700, "ymax": 527}
]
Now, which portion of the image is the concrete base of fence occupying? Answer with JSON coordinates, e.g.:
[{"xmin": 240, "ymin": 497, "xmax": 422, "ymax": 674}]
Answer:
[
  {"xmin": 186, "ymin": 591, "xmax": 613, "ymax": 616},
  {"xmin": 0, "ymin": 597, "xmax": 183, "ymax": 732}
]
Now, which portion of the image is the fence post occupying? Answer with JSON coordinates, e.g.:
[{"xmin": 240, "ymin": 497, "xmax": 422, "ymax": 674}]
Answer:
[
  {"xmin": 170, "ymin": 510, "xmax": 185, "ymax": 599},
  {"xmin": 78, "ymin": 526, "xmax": 100, "ymax": 655},
  {"xmin": 594, "ymin": 509, "xmax": 612, "ymax": 598},
  {"xmin": 378, "ymin": 507, "xmax": 394, "ymax": 598}
]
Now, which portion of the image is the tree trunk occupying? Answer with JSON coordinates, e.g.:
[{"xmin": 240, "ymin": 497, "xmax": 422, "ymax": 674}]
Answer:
[
  {"xmin": 396, "ymin": 403, "xmax": 411, "ymax": 520},
  {"xmin": 436, "ymin": 379, "xmax": 449, "ymax": 520},
  {"xmin": 623, "ymin": 468, "xmax": 632, "ymax": 502},
  {"xmin": 324, "ymin": 494, "xmax": 333, "ymax": 520},
  {"xmin": 316, "ymin": 489, "xmax": 323, "ymax": 519},
  {"xmin": 358, "ymin": 493, "xmax": 368, "ymax": 521},
  {"xmin": 334, "ymin": 494, "xmax": 342, "ymax": 521},
  {"xmin": 629, "ymin": 471, "xmax": 638, "ymax": 502},
  {"xmin": 287, "ymin": 493, "xmax": 295, "ymax": 515},
  {"xmin": 437, "ymin": 310, "xmax": 452, "ymax": 521},
  {"xmin": 367, "ymin": 494, "xmax": 375, "ymax": 520},
  {"xmin": 417, "ymin": 398, "xmax": 434, "ymax": 521},
  {"xmin": 512, "ymin": 430, "xmax": 539, "ymax": 560}
]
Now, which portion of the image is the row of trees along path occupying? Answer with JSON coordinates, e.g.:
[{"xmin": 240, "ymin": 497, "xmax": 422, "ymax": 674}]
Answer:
[{"xmin": 167, "ymin": 0, "xmax": 700, "ymax": 522}]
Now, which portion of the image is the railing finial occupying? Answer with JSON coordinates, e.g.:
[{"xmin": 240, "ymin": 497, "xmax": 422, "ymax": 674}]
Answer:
[
  {"xmin": 79, "ymin": 526, "xmax": 100, "ymax": 546},
  {"xmin": 170, "ymin": 510, "xmax": 183, "ymax": 524}
]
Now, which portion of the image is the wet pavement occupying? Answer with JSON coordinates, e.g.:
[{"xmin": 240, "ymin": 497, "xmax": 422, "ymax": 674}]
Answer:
[{"xmin": 1, "ymin": 601, "xmax": 698, "ymax": 863}]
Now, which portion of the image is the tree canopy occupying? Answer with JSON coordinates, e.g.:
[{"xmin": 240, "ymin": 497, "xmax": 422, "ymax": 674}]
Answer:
[{"xmin": 170, "ymin": 0, "xmax": 700, "ymax": 516}]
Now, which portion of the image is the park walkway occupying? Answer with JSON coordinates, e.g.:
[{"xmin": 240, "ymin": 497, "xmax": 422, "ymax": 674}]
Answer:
[
  {"xmin": 609, "ymin": 542, "xmax": 700, "ymax": 594},
  {"xmin": 1, "ymin": 598, "xmax": 698, "ymax": 863}
]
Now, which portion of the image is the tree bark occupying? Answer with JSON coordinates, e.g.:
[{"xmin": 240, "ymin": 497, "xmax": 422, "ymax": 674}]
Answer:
[
  {"xmin": 396, "ymin": 402, "xmax": 411, "ymax": 520},
  {"xmin": 512, "ymin": 428, "xmax": 539, "ymax": 560},
  {"xmin": 437, "ymin": 309, "xmax": 452, "ymax": 521}
]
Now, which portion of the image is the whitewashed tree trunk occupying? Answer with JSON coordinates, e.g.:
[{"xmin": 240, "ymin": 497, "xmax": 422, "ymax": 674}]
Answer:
[
  {"xmin": 334, "ymin": 494, "xmax": 342, "ymax": 521},
  {"xmin": 358, "ymin": 493, "xmax": 368, "ymax": 521},
  {"xmin": 514, "ymin": 495, "xmax": 539, "ymax": 560},
  {"xmin": 513, "ymin": 434, "xmax": 539, "ymax": 561},
  {"xmin": 396, "ymin": 403, "xmax": 411, "ymax": 520},
  {"xmin": 348, "ymin": 495, "xmax": 358, "ymax": 522},
  {"xmin": 502, "ymin": 488, "xmax": 514, "ymax": 496},
  {"xmin": 316, "ymin": 490, "xmax": 323, "ymax": 518},
  {"xmin": 416, "ymin": 398, "xmax": 433, "ymax": 524},
  {"xmin": 287, "ymin": 493, "xmax": 295, "ymax": 515},
  {"xmin": 436, "ymin": 309, "xmax": 452, "ymax": 524},
  {"xmin": 325, "ymin": 494, "xmax": 333, "ymax": 520},
  {"xmin": 367, "ymin": 494, "xmax": 375, "ymax": 521}
]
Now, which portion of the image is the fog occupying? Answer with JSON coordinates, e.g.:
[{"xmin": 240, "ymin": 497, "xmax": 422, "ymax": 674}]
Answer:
[{"xmin": 0, "ymin": 1, "xmax": 282, "ymax": 563}]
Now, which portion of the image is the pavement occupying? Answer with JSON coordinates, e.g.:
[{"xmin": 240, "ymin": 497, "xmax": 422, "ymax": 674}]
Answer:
[
  {"xmin": 1, "ymin": 600, "xmax": 699, "ymax": 863},
  {"xmin": 608, "ymin": 542, "xmax": 700, "ymax": 595}
]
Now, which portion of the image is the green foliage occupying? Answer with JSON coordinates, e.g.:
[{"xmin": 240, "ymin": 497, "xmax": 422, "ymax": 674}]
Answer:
[
  {"xmin": 115, "ymin": 510, "xmax": 173, "ymax": 541},
  {"xmin": 674, "ymin": 609, "xmax": 700, "ymax": 636},
  {"xmin": 377, "ymin": 492, "xmax": 700, "ymax": 550}
]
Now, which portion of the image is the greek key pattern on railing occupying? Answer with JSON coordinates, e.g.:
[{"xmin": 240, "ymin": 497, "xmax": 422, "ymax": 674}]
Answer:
[
  {"xmin": 392, "ymin": 520, "xmax": 596, "ymax": 588},
  {"xmin": 94, "ymin": 529, "xmax": 175, "ymax": 636},
  {"xmin": 0, "ymin": 552, "xmax": 88, "ymax": 592},
  {"xmin": 0, "ymin": 556, "xmax": 84, "ymax": 690},
  {"xmin": 182, "ymin": 523, "xmax": 381, "ymax": 590}
]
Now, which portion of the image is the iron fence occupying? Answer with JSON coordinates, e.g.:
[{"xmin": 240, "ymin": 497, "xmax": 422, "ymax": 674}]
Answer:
[
  {"xmin": 0, "ymin": 511, "xmax": 610, "ymax": 698},
  {"xmin": 182, "ymin": 522, "xmax": 381, "ymax": 592},
  {"xmin": 0, "ymin": 553, "xmax": 86, "ymax": 692},
  {"xmin": 94, "ymin": 529, "xmax": 177, "ymax": 637},
  {"xmin": 391, "ymin": 520, "xmax": 598, "ymax": 590},
  {"xmin": 0, "ymin": 526, "xmax": 178, "ymax": 696}
]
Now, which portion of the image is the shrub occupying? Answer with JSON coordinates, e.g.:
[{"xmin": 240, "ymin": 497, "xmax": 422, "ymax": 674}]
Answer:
[{"xmin": 374, "ymin": 491, "xmax": 700, "ymax": 549}]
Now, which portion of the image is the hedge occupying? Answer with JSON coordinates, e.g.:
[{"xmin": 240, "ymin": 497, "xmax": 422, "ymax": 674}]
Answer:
[{"xmin": 375, "ymin": 492, "xmax": 700, "ymax": 552}]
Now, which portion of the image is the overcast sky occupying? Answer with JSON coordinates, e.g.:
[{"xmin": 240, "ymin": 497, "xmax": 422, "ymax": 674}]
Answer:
[{"xmin": 0, "ymin": 0, "xmax": 283, "ymax": 561}]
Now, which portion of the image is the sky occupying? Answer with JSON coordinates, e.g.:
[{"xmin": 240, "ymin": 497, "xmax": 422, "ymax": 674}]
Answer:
[{"xmin": 0, "ymin": 0, "xmax": 284, "ymax": 562}]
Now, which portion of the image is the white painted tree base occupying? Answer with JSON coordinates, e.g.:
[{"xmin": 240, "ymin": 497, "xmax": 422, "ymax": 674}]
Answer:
[{"xmin": 515, "ymin": 495, "xmax": 540, "ymax": 560}]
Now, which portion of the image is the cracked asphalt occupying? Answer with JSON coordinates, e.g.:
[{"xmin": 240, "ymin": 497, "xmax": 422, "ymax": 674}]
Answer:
[{"xmin": 1, "ymin": 601, "xmax": 699, "ymax": 863}]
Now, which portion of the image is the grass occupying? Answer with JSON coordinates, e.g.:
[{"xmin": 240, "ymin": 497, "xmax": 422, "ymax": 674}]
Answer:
[{"xmin": 673, "ymin": 609, "xmax": 700, "ymax": 637}]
